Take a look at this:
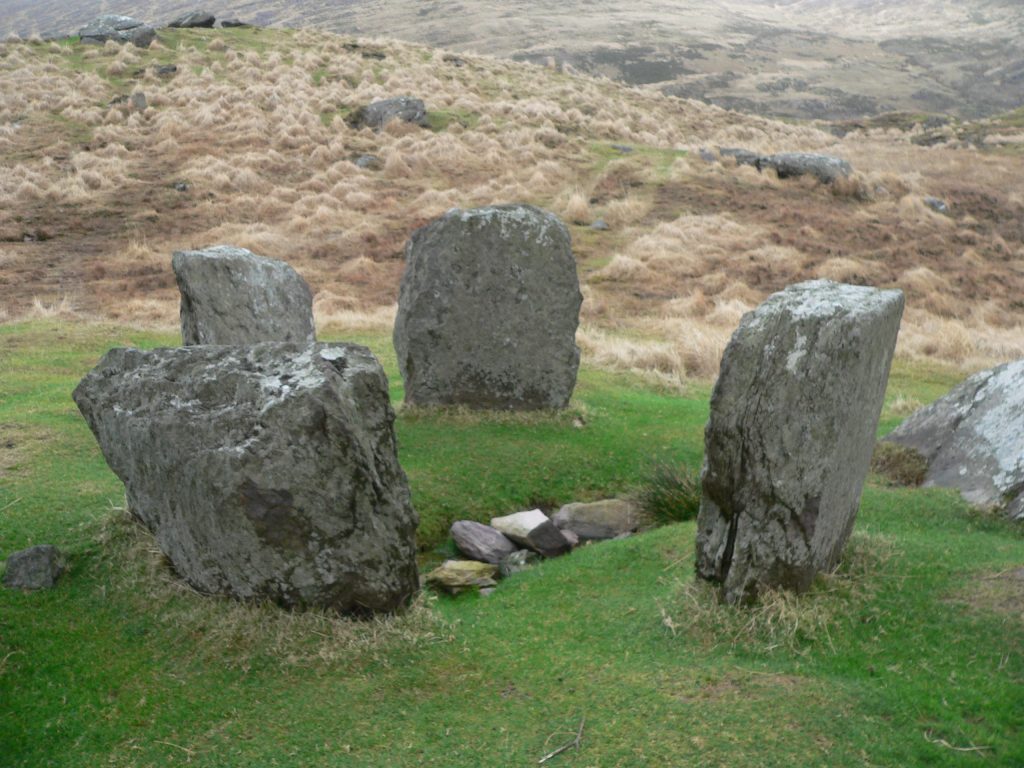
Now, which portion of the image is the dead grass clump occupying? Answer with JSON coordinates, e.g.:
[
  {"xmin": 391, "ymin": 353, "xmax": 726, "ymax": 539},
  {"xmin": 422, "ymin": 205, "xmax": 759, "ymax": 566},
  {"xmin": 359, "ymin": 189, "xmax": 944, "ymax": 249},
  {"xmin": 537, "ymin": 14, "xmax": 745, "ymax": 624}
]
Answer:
[
  {"xmin": 560, "ymin": 189, "xmax": 592, "ymax": 224},
  {"xmin": 870, "ymin": 441, "xmax": 928, "ymax": 487}
]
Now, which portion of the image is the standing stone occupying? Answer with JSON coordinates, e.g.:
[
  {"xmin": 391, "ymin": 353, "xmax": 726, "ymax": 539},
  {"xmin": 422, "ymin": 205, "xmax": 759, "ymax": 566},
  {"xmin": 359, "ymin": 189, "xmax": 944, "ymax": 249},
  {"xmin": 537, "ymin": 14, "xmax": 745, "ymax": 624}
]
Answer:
[
  {"xmin": 393, "ymin": 205, "xmax": 582, "ymax": 410},
  {"xmin": 3, "ymin": 545, "xmax": 65, "ymax": 590},
  {"xmin": 884, "ymin": 360, "xmax": 1024, "ymax": 521},
  {"xmin": 450, "ymin": 521, "xmax": 518, "ymax": 564},
  {"xmin": 172, "ymin": 246, "xmax": 315, "ymax": 346},
  {"xmin": 696, "ymin": 280, "xmax": 904, "ymax": 604},
  {"xmin": 73, "ymin": 343, "xmax": 419, "ymax": 615}
]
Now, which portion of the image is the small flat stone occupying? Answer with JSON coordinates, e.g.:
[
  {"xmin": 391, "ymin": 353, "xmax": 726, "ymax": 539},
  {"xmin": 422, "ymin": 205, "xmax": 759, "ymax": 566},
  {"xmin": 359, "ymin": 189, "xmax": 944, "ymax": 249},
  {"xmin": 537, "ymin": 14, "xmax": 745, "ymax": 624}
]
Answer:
[
  {"xmin": 553, "ymin": 499, "xmax": 640, "ymax": 542},
  {"xmin": 425, "ymin": 560, "xmax": 498, "ymax": 594}
]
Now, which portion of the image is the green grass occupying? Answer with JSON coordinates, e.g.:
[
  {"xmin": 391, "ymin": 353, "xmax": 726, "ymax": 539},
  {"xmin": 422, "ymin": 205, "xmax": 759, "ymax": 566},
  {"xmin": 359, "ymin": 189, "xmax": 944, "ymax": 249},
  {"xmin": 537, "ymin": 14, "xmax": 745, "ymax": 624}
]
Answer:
[{"xmin": 1, "ymin": 320, "xmax": 1022, "ymax": 766}]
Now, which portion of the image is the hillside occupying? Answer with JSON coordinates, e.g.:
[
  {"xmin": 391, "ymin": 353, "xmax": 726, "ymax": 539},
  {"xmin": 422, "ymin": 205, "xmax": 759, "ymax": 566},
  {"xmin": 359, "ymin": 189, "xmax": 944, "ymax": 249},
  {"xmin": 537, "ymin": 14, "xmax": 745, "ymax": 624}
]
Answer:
[
  {"xmin": 1, "ymin": 26, "xmax": 1022, "ymax": 385},
  {"xmin": 2, "ymin": 0, "xmax": 1023, "ymax": 119}
]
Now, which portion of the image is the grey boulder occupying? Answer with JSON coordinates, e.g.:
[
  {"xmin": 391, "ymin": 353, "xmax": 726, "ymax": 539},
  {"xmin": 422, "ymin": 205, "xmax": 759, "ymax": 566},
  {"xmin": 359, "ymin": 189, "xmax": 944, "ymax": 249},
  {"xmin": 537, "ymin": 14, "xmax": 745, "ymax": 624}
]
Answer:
[
  {"xmin": 450, "ymin": 520, "xmax": 518, "ymax": 564},
  {"xmin": 79, "ymin": 15, "xmax": 156, "ymax": 48},
  {"xmin": 351, "ymin": 97, "xmax": 428, "ymax": 131},
  {"xmin": 553, "ymin": 499, "xmax": 640, "ymax": 542},
  {"xmin": 491, "ymin": 509, "xmax": 571, "ymax": 558},
  {"xmin": 757, "ymin": 152, "xmax": 853, "ymax": 184},
  {"xmin": 884, "ymin": 360, "xmax": 1024, "ymax": 521},
  {"xmin": 394, "ymin": 204, "xmax": 582, "ymax": 410},
  {"xmin": 73, "ymin": 343, "xmax": 419, "ymax": 615},
  {"xmin": 3, "ymin": 545, "xmax": 65, "ymax": 590},
  {"xmin": 697, "ymin": 280, "xmax": 904, "ymax": 603},
  {"xmin": 172, "ymin": 246, "xmax": 315, "ymax": 346},
  {"xmin": 169, "ymin": 11, "xmax": 216, "ymax": 28},
  {"xmin": 220, "ymin": 19, "xmax": 250, "ymax": 29}
]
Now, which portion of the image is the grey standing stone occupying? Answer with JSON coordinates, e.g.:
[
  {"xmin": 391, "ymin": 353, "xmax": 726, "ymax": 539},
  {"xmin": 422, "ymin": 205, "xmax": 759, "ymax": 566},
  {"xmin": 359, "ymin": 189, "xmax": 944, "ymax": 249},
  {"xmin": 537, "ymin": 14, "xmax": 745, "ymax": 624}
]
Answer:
[
  {"xmin": 553, "ymin": 499, "xmax": 640, "ymax": 542},
  {"xmin": 697, "ymin": 280, "xmax": 904, "ymax": 604},
  {"xmin": 450, "ymin": 520, "xmax": 518, "ymax": 564},
  {"xmin": 351, "ymin": 97, "xmax": 428, "ymax": 131},
  {"xmin": 172, "ymin": 246, "xmax": 315, "ymax": 346},
  {"xmin": 3, "ymin": 545, "xmax": 65, "ymax": 590},
  {"xmin": 884, "ymin": 360, "xmax": 1024, "ymax": 521},
  {"xmin": 394, "ymin": 205, "xmax": 582, "ymax": 410},
  {"xmin": 79, "ymin": 15, "xmax": 156, "ymax": 48},
  {"xmin": 73, "ymin": 343, "xmax": 419, "ymax": 615}
]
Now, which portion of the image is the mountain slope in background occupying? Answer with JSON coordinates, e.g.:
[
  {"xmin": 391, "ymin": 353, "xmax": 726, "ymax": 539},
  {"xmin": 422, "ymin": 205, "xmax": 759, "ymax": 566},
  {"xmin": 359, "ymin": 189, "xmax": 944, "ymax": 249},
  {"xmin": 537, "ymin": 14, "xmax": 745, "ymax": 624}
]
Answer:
[{"xmin": 2, "ymin": 0, "xmax": 1022, "ymax": 119}]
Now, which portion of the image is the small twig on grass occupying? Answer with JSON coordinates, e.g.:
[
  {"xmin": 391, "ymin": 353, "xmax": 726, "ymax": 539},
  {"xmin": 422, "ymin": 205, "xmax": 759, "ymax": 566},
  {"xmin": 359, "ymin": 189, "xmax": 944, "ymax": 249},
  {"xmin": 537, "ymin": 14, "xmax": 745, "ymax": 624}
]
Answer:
[
  {"xmin": 0, "ymin": 498, "xmax": 22, "ymax": 515},
  {"xmin": 154, "ymin": 740, "xmax": 195, "ymax": 761},
  {"xmin": 538, "ymin": 716, "xmax": 585, "ymax": 764},
  {"xmin": 923, "ymin": 730, "xmax": 992, "ymax": 753}
]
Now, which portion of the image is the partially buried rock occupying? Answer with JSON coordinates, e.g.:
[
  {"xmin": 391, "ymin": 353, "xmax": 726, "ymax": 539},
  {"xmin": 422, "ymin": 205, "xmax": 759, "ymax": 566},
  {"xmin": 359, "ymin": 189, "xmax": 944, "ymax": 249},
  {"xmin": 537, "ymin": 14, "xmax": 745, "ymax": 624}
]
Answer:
[
  {"xmin": 499, "ymin": 549, "xmax": 541, "ymax": 578},
  {"xmin": 697, "ymin": 280, "xmax": 904, "ymax": 604},
  {"xmin": 3, "ymin": 545, "xmax": 65, "ymax": 590},
  {"xmin": 73, "ymin": 343, "xmax": 419, "ymax": 614},
  {"xmin": 884, "ymin": 359, "xmax": 1024, "ymax": 521},
  {"xmin": 172, "ymin": 245, "xmax": 315, "ymax": 345},
  {"xmin": 350, "ymin": 97, "xmax": 427, "ymax": 131},
  {"xmin": 757, "ymin": 152, "xmax": 852, "ymax": 184},
  {"xmin": 425, "ymin": 560, "xmax": 498, "ymax": 594},
  {"xmin": 491, "ymin": 509, "xmax": 571, "ymax": 558},
  {"xmin": 220, "ymin": 19, "xmax": 250, "ymax": 28},
  {"xmin": 450, "ymin": 520, "xmax": 518, "ymax": 564},
  {"xmin": 393, "ymin": 204, "xmax": 582, "ymax": 410},
  {"xmin": 553, "ymin": 499, "xmax": 640, "ymax": 542},
  {"xmin": 924, "ymin": 196, "xmax": 950, "ymax": 214},
  {"xmin": 354, "ymin": 154, "xmax": 382, "ymax": 170},
  {"xmin": 169, "ymin": 11, "xmax": 216, "ymax": 28},
  {"xmin": 79, "ymin": 15, "xmax": 156, "ymax": 48}
]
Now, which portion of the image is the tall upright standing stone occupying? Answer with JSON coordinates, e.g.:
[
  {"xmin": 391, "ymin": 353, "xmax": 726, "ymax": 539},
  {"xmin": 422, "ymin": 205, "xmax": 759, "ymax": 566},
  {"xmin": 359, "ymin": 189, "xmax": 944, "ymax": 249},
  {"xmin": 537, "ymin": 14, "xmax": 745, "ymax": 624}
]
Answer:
[
  {"xmin": 696, "ymin": 280, "xmax": 904, "ymax": 604},
  {"xmin": 393, "ymin": 205, "xmax": 582, "ymax": 410},
  {"xmin": 172, "ymin": 246, "xmax": 316, "ymax": 346}
]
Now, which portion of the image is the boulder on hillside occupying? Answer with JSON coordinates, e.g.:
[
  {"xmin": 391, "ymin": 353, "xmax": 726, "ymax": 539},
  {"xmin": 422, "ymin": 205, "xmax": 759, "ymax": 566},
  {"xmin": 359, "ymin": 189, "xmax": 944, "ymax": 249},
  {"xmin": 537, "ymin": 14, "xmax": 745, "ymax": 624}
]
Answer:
[
  {"xmin": 172, "ymin": 245, "xmax": 316, "ymax": 346},
  {"xmin": 757, "ymin": 152, "xmax": 852, "ymax": 184},
  {"xmin": 350, "ymin": 97, "xmax": 428, "ymax": 131},
  {"xmin": 884, "ymin": 360, "xmax": 1024, "ymax": 521},
  {"xmin": 220, "ymin": 19, "xmax": 251, "ymax": 29},
  {"xmin": 553, "ymin": 499, "xmax": 640, "ymax": 542},
  {"xmin": 924, "ymin": 196, "xmax": 950, "ymax": 214},
  {"xmin": 697, "ymin": 280, "xmax": 904, "ymax": 604},
  {"xmin": 73, "ymin": 343, "xmax": 419, "ymax": 615},
  {"xmin": 393, "ymin": 204, "xmax": 582, "ymax": 410},
  {"xmin": 491, "ymin": 509, "xmax": 572, "ymax": 558},
  {"xmin": 3, "ymin": 545, "xmax": 65, "ymax": 590},
  {"xmin": 79, "ymin": 15, "xmax": 156, "ymax": 48},
  {"xmin": 450, "ymin": 521, "xmax": 518, "ymax": 565},
  {"xmin": 169, "ymin": 11, "xmax": 216, "ymax": 28}
]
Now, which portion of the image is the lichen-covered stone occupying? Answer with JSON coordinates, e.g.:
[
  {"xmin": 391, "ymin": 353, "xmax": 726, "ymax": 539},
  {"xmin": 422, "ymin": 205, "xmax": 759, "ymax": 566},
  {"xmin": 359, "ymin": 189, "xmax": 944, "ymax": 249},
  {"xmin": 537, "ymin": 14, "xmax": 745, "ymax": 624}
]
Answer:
[
  {"xmin": 553, "ymin": 499, "xmax": 640, "ymax": 542},
  {"xmin": 351, "ymin": 97, "xmax": 427, "ymax": 130},
  {"xmin": 73, "ymin": 343, "xmax": 418, "ymax": 615},
  {"xmin": 425, "ymin": 560, "xmax": 498, "ymax": 594},
  {"xmin": 3, "ymin": 545, "xmax": 65, "ymax": 591},
  {"xmin": 757, "ymin": 152, "xmax": 852, "ymax": 183},
  {"xmin": 172, "ymin": 246, "xmax": 315, "ymax": 346},
  {"xmin": 79, "ymin": 15, "xmax": 156, "ymax": 47},
  {"xmin": 697, "ymin": 280, "xmax": 904, "ymax": 604},
  {"xmin": 884, "ymin": 360, "xmax": 1024, "ymax": 521},
  {"xmin": 393, "ymin": 205, "xmax": 582, "ymax": 410}
]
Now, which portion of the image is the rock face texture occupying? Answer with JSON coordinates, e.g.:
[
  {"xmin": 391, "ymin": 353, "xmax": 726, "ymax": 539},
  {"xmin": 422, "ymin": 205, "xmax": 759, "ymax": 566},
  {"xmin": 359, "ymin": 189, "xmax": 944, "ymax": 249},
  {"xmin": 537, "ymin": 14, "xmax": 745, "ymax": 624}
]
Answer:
[
  {"xmin": 394, "ymin": 205, "xmax": 582, "ymax": 410},
  {"xmin": 757, "ymin": 152, "xmax": 852, "ymax": 184},
  {"xmin": 3, "ymin": 545, "xmax": 65, "ymax": 590},
  {"xmin": 696, "ymin": 280, "xmax": 904, "ymax": 604},
  {"xmin": 352, "ymin": 97, "xmax": 428, "ymax": 130},
  {"xmin": 172, "ymin": 246, "xmax": 315, "ymax": 346},
  {"xmin": 79, "ymin": 15, "xmax": 156, "ymax": 47},
  {"xmin": 450, "ymin": 521, "xmax": 518, "ymax": 564},
  {"xmin": 169, "ymin": 11, "xmax": 216, "ymax": 28},
  {"xmin": 553, "ymin": 499, "xmax": 640, "ymax": 542},
  {"xmin": 884, "ymin": 360, "xmax": 1024, "ymax": 521},
  {"xmin": 73, "ymin": 343, "xmax": 419, "ymax": 614}
]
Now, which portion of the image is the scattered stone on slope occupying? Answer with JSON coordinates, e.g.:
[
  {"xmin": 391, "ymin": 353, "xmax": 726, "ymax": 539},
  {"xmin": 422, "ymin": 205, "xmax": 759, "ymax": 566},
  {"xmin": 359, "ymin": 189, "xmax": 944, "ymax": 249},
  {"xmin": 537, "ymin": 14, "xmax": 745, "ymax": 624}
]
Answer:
[
  {"xmin": 350, "ymin": 97, "xmax": 428, "ymax": 131},
  {"xmin": 425, "ymin": 560, "xmax": 498, "ymax": 594},
  {"xmin": 450, "ymin": 520, "xmax": 518, "ymax": 565},
  {"xmin": 393, "ymin": 204, "xmax": 582, "ymax": 410},
  {"xmin": 924, "ymin": 196, "xmax": 950, "ymax": 214},
  {"xmin": 354, "ymin": 154, "xmax": 383, "ymax": 170},
  {"xmin": 884, "ymin": 359, "xmax": 1024, "ymax": 521},
  {"xmin": 3, "ymin": 545, "xmax": 65, "ymax": 590},
  {"xmin": 697, "ymin": 280, "xmax": 904, "ymax": 604},
  {"xmin": 220, "ymin": 19, "xmax": 250, "ymax": 28},
  {"xmin": 553, "ymin": 499, "xmax": 640, "ymax": 542},
  {"xmin": 79, "ymin": 15, "xmax": 156, "ymax": 48},
  {"xmin": 169, "ymin": 11, "xmax": 216, "ymax": 28},
  {"xmin": 154, "ymin": 64, "xmax": 178, "ymax": 76},
  {"xmin": 590, "ymin": 219, "xmax": 609, "ymax": 231},
  {"xmin": 73, "ymin": 343, "xmax": 419, "ymax": 615},
  {"xmin": 491, "ymin": 509, "xmax": 572, "ymax": 558},
  {"xmin": 499, "ymin": 549, "xmax": 541, "ymax": 578},
  {"xmin": 172, "ymin": 245, "xmax": 315, "ymax": 345},
  {"xmin": 130, "ymin": 92, "xmax": 147, "ymax": 112},
  {"xmin": 757, "ymin": 152, "xmax": 853, "ymax": 184}
]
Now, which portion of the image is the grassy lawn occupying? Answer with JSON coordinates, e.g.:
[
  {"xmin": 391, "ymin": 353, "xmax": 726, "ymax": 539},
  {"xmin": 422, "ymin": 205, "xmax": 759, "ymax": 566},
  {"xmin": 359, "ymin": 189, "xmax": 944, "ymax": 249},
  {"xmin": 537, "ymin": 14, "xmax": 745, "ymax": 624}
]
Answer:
[{"xmin": 1, "ymin": 320, "xmax": 1021, "ymax": 767}]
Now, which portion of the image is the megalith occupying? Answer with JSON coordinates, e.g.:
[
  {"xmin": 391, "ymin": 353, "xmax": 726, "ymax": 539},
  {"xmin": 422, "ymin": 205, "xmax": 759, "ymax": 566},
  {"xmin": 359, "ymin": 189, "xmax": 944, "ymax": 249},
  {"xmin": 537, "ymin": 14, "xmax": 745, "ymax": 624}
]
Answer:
[
  {"xmin": 172, "ymin": 246, "xmax": 315, "ymax": 346},
  {"xmin": 73, "ymin": 343, "xmax": 419, "ymax": 615},
  {"xmin": 696, "ymin": 280, "xmax": 904, "ymax": 603},
  {"xmin": 393, "ymin": 204, "xmax": 582, "ymax": 410}
]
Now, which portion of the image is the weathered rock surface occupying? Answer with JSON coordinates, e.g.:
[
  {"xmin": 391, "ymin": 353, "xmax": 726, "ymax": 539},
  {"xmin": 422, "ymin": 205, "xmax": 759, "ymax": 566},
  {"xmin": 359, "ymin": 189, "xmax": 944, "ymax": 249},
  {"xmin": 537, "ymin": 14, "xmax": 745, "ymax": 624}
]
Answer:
[
  {"xmin": 172, "ymin": 246, "xmax": 315, "ymax": 346},
  {"xmin": 3, "ymin": 545, "xmax": 65, "ymax": 590},
  {"xmin": 884, "ymin": 360, "xmax": 1024, "ymax": 521},
  {"xmin": 169, "ymin": 11, "xmax": 215, "ymax": 28},
  {"xmin": 450, "ymin": 520, "xmax": 518, "ymax": 564},
  {"xmin": 79, "ymin": 15, "xmax": 156, "ymax": 47},
  {"xmin": 499, "ymin": 549, "xmax": 541, "ymax": 578},
  {"xmin": 220, "ymin": 19, "xmax": 250, "ymax": 28},
  {"xmin": 924, "ymin": 196, "xmax": 950, "ymax": 214},
  {"xmin": 491, "ymin": 509, "xmax": 571, "ymax": 558},
  {"xmin": 351, "ymin": 97, "xmax": 427, "ymax": 131},
  {"xmin": 553, "ymin": 499, "xmax": 640, "ymax": 542},
  {"xmin": 757, "ymin": 152, "xmax": 853, "ymax": 183},
  {"xmin": 697, "ymin": 280, "xmax": 904, "ymax": 603},
  {"xmin": 394, "ymin": 204, "xmax": 582, "ymax": 410},
  {"xmin": 425, "ymin": 560, "xmax": 498, "ymax": 593},
  {"xmin": 73, "ymin": 343, "xmax": 419, "ymax": 614}
]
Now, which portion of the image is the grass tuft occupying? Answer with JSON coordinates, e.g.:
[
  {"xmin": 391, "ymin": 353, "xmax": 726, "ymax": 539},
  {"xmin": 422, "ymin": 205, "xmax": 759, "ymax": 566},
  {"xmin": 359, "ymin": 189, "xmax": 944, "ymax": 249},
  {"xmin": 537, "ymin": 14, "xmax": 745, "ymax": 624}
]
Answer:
[
  {"xmin": 871, "ymin": 441, "xmax": 928, "ymax": 487},
  {"xmin": 637, "ymin": 460, "xmax": 702, "ymax": 525}
]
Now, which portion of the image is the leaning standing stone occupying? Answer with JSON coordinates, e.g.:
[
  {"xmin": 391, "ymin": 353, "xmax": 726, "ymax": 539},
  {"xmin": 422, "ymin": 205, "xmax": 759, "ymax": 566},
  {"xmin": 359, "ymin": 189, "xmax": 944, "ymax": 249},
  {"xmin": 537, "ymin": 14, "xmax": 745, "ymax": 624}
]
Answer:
[
  {"xmin": 172, "ymin": 245, "xmax": 316, "ymax": 345},
  {"xmin": 73, "ymin": 343, "xmax": 419, "ymax": 615},
  {"xmin": 3, "ymin": 545, "xmax": 65, "ymax": 590},
  {"xmin": 393, "ymin": 205, "xmax": 582, "ymax": 410},
  {"xmin": 696, "ymin": 280, "xmax": 904, "ymax": 604}
]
